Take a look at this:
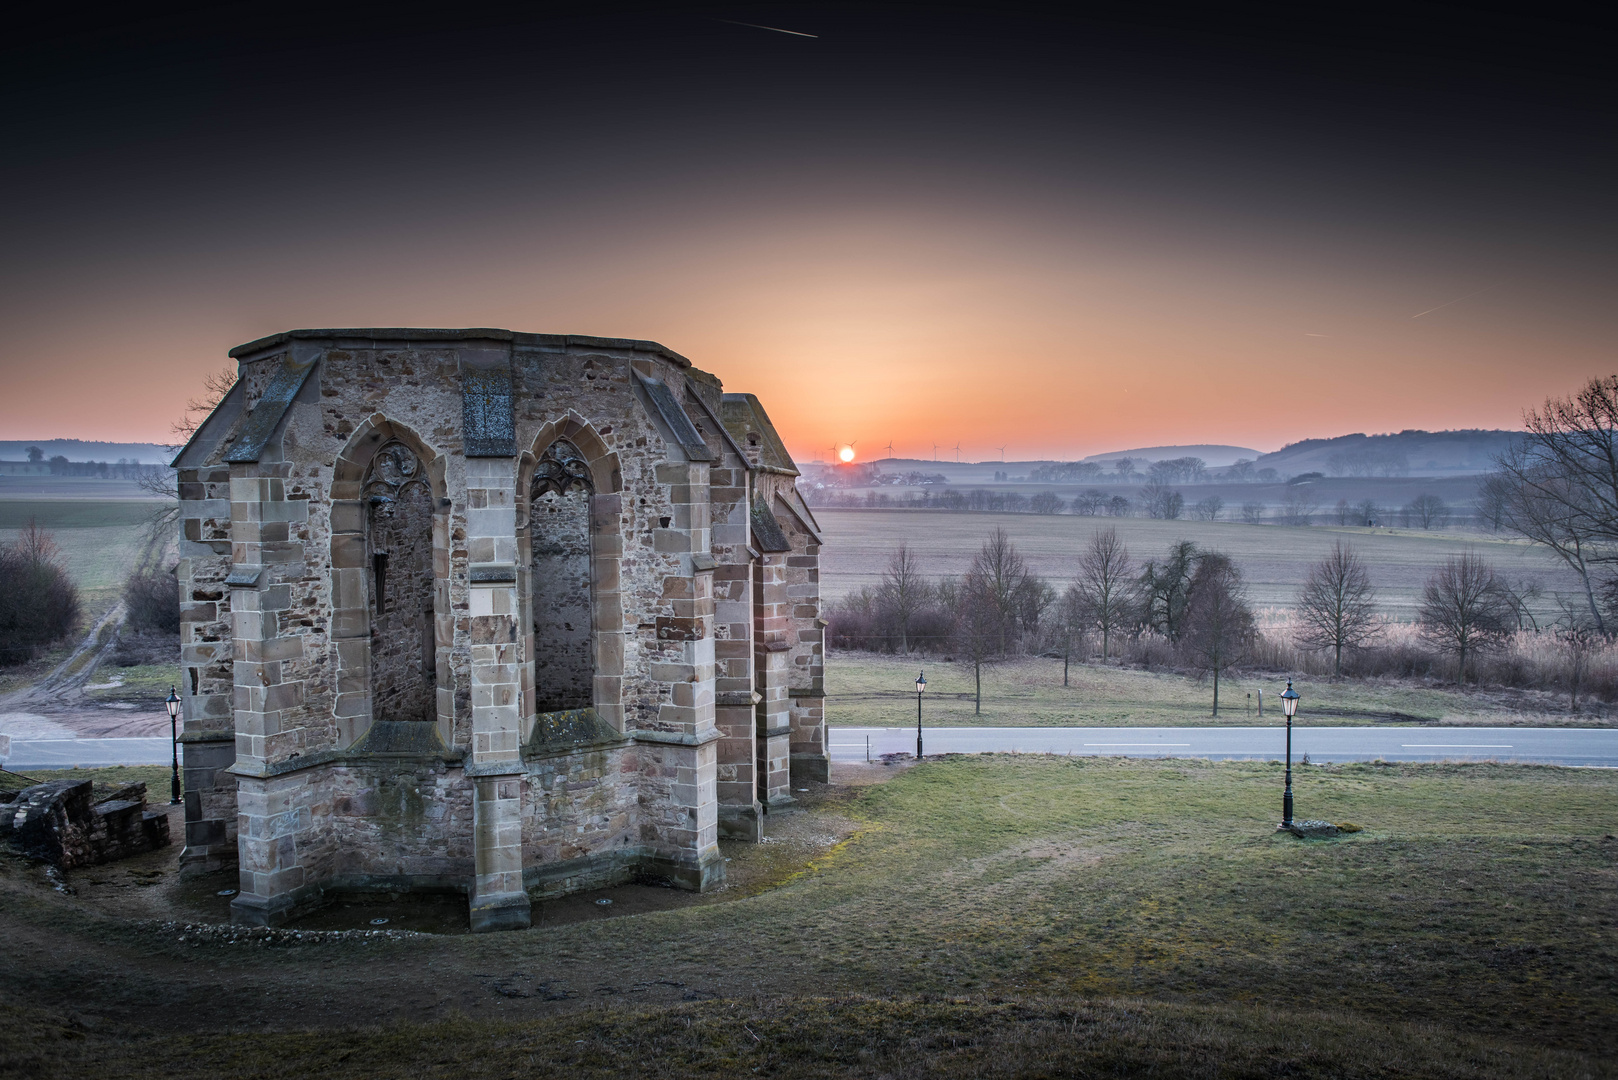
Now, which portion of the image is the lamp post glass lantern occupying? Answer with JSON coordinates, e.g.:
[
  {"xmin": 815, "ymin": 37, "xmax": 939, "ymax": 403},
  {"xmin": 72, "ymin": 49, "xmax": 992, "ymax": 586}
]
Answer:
[
  {"xmin": 915, "ymin": 671, "xmax": 926, "ymax": 759},
  {"xmin": 1280, "ymin": 679, "xmax": 1300, "ymax": 827},
  {"xmin": 165, "ymin": 686, "xmax": 182, "ymax": 805}
]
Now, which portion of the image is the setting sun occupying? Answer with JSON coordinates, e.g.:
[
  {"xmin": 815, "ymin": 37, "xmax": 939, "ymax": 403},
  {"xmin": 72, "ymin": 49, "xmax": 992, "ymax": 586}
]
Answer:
[{"xmin": 838, "ymin": 445, "xmax": 855, "ymax": 463}]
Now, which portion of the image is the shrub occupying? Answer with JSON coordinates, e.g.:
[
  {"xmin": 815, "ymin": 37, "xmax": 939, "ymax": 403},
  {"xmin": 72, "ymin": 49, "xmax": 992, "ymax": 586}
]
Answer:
[
  {"xmin": 124, "ymin": 564, "xmax": 181, "ymax": 633},
  {"xmin": 0, "ymin": 521, "xmax": 81, "ymax": 663}
]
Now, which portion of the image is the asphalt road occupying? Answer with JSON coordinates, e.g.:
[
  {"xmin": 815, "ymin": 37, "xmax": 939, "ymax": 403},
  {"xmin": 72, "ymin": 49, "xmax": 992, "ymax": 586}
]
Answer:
[
  {"xmin": 3, "ymin": 737, "xmax": 173, "ymax": 770},
  {"xmin": 7, "ymin": 727, "xmax": 1617, "ymax": 772},
  {"xmin": 830, "ymin": 726, "xmax": 1618, "ymax": 768}
]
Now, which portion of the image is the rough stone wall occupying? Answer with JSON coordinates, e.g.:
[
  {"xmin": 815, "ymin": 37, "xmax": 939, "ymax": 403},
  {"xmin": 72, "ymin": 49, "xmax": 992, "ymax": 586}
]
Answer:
[
  {"xmin": 328, "ymin": 764, "xmax": 473, "ymax": 887},
  {"xmin": 530, "ymin": 488, "xmax": 593, "ymax": 711},
  {"xmin": 775, "ymin": 487, "xmax": 828, "ymax": 783},
  {"xmin": 176, "ymin": 463, "xmax": 238, "ymax": 872},
  {"xmin": 753, "ymin": 550, "xmax": 793, "ymax": 807},
  {"xmin": 192, "ymin": 331, "xmax": 761, "ymax": 922},
  {"xmin": 706, "ymin": 443, "xmax": 760, "ymax": 836},
  {"xmin": 368, "ymin": 480, "xmax": 438, "ymax": 723},
  {"xmin": 235, "ymin": 767, "xmax": 333, "ymax": 908},
  {"xmin": 521, "ymin": 744, "xmax": 638, "ymax": 895},
  {"xmin": 1, "ymin": 779, "xmax": 170, "ymax": 869}
]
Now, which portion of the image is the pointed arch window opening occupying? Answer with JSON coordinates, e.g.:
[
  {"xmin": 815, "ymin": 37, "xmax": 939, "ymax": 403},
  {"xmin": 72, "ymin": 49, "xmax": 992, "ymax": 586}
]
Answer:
[
  {"xmin": 532, "ymin": 439, "xmax": 595, "ymax": 499},
  {"xmin": 363, "ymin": 440, "xmax": 432, "ymax": 516},
  {"xmin": 530, "ymin": 438, "xmax": 597, "ymax": 713},
  {"xmin": 362, "ymin": 439, "xmax": 438, "ymax": 724}
]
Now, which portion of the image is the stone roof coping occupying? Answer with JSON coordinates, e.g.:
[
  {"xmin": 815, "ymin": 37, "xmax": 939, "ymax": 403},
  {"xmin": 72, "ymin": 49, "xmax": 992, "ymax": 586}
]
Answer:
[
  {"xmin": 636, "ymin": 373, "xmax": 717, "ymax": 463},
  {"xmin": 228, "ymin": 328, "xmax": 693, "ymax": 368}
]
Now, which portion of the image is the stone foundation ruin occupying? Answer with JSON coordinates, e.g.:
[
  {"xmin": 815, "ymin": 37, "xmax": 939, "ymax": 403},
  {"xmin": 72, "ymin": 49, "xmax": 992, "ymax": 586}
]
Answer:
[
  {"xmin": 172, "ymin": 329, "xmax": 825, "ymax": 932},
  {"xmin": 1, "ymin": 779, "xmax": 171, "ymax": 868}
]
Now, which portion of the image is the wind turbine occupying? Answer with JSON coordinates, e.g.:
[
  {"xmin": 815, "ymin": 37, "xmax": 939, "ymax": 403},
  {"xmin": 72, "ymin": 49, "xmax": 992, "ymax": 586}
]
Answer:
[
  {"xmin": 932, "ymin": 443, "xmax": 939, "ymax": 462},
  {"xmin": 996, "ymin": 445, "xmax": 1007, "ymax": 462},
  {"xmin": 953, "ymin": 441, "xmax": 961, "ymax": 462},
  {"xmin": 884, "ymin": 439, "xmax": 895, "ymax": 460}
]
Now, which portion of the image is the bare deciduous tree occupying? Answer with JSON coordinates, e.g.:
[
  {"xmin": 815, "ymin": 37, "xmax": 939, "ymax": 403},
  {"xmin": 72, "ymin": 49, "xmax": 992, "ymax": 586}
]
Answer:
[
  {"xmin": 142, "ymin": 366, "xmax": 240, "ymax": 540},
  {"xmin": 1140, "ymin": 479, "xmax": 1184, "ymax": 520},
  {"xmin": 1294, "ymin": 541, "xmax": 1378, "ymax": 675},
  {"xmin": 171, "ymin": 366, "xmax": 240, "ymax": 442},
  {"xmin": 1056, "ymin": 584, "xmax": 1084, "ymax": 686},
  {"xmin": 1072, "ymin": 527, "xmax": 1136, "ymax": 661},
  {"xmin": 1476, "ymin": 474, "xmax": 1509, "ymax": 532},
  {"xmin": 1417, "ymin": 553, "xmax": 1514, "ymax": 683},
  {"xmin": 1192, "ymin": 495, "xmax": 1224, "ymax": 521},
  {"xmin": 1554, "ymin": 596, "xmax": 1600, "ymax": 713},
  {"xmin": 1178, "ymin": 553, "xmax": 1256, "ymax": 716},
  {"xmin": 1402, "ymin": 493, "xmax": 1450, "ymax": 529},
  {"xmin": 877, "ymin": 543, "xmax": 930, "ymax": 654},
  {"xmin": 1485, "ymin": 376, "xmax": 1618, "ymax": 629},
  {"xmin": 1277, "ymin": 489, "xmax": 1317, "ymax": 527},
  {"xmin": 1028, "ymin": 492, "xmax": 1065, "ymax": 515},
  {"xmin": 1355, "ymin": 499, "xmax": 1381, "ymax": 527},
  {"xmin": 1139, "ymin": 540, "xmax": 1199, "ymax": 642},
  {"xmin": 1240, "ymin": 501, "xmax": 1265, "ymax": 524},
  {"xmin": 1070, "ymin": 489, "xmax": 1106, "ymax": 515},
  {"xmin": 973, "ymin": 528, "xmax": 1030, "ymax": 654},
  {"xmin": 954, "ymin": 569, "xmax": 1001, "ymax": 715}
]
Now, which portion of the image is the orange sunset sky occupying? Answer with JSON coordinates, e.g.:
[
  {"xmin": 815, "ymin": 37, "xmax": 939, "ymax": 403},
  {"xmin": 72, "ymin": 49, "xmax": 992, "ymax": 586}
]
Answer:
[{"xmin": 1, "ymin": 6, "xmax": 1611, "ymax": 461}]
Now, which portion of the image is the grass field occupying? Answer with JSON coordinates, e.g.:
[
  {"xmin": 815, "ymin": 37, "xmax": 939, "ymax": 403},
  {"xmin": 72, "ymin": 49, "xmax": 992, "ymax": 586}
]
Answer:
[
  {"xmin": 0, "ymin": 523, "xmax": 155, "ymax": 620},
  {"xmin": 828, "ymin": 651, "xmax": 1595, "ymax": 727},
  {"xmin": 2, "ymin": 756, "xmax": 1612, "ymax": 1077},
  {"xmin": 0, "ymin": 489, "xmax": 168, "ymax": 629},
  {"xmin": 85, "ymin": 663, "xmax": 184, "ymax": 706},
  {"xmin": 814, "ymin": 509, "xmax": 1578, "ymax": 620}
]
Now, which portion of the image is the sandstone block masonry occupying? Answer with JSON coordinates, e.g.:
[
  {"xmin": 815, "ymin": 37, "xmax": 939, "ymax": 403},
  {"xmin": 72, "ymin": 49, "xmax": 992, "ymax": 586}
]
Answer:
[{"xmin": 173, "ymin": 329, "xmax": 826, "ymax": 932}]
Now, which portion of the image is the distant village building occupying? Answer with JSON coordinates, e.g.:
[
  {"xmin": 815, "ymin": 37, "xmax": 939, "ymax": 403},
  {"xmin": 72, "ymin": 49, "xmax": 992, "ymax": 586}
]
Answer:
[{"xmin": 173, "ymin": 329, "xmax": 826, "ymax": 932}]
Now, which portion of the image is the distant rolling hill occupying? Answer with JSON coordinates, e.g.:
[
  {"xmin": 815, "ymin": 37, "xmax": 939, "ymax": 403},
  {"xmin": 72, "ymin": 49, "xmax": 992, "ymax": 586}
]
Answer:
[
  {"xmin": 1256, "ymin": 430, "xmax": 1518, "ymax": 477},
  {"xmin": 1082, "ymin": 444, "xmax": 1262, "ymax": 467}
]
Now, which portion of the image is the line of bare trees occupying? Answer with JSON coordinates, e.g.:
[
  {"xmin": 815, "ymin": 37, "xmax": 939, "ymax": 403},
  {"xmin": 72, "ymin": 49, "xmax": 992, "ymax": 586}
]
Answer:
[
  {"xmin": 828, "ymin": 526, "xmax": 1611, "ymax": 713},
  {"xmin": 829, "ymin": 528, "xmax": 1264, "ymax": 715}
]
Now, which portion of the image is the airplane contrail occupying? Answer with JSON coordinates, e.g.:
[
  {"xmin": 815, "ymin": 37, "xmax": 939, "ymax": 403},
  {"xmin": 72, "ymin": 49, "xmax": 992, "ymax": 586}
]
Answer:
[
  {"xmin": 1411, "ymin": 285, "xmax": 1494, "ymax": 319},
  {"xmin": 712, "ymin": 17, "xmax": 819, "ymax": 38}
]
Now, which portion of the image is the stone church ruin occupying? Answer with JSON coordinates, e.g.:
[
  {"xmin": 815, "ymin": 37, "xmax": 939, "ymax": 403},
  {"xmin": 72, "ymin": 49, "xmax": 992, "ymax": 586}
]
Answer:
[{"xmin": 172, "ymin": 329, "xmax": 826, "ymax": 931}]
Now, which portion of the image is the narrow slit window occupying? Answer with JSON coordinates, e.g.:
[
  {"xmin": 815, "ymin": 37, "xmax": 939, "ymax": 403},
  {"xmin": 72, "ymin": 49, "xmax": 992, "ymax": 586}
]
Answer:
[
  {"xmin": 422, "ymin": 609, "xmax": 435, "ymax": 680},
  {"xmin": 373, "ymin": 552, "xmax": 388, "ymax": 613}
]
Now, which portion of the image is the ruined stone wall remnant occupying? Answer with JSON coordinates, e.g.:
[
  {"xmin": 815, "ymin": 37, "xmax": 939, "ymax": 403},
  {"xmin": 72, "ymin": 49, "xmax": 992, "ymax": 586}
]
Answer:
[
  {"xmin": 169, "ymin": 328, "xmax": 826, "ymax": 933},
  {"xmin": 1, "ymin": 780, "xmax": 170, "ymax": 869}
]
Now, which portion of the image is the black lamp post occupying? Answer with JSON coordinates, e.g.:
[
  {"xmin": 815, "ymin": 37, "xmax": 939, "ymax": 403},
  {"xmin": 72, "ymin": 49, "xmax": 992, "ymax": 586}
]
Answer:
[
  {"xmin": 915, "ymin": 670, "xmax": 926, "ymax": 759},
  {"xmin": 1280, "ymin": 679, "xmax": 1300, "ymax": 827},
  {"xmin": 166, "ymin": 686, "xmax": 182, "ymax": 805}
]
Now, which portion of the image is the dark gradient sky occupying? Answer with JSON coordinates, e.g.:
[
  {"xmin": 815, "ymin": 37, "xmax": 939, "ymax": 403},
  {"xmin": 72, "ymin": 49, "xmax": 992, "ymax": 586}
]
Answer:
[{"xmin": 2, "ymin": 3, "xmax": 1613, "ymax": 459}]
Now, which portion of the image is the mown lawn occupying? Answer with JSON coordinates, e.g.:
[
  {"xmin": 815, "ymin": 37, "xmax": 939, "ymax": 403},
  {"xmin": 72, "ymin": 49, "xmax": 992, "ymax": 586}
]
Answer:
[
  {"xmin": 2, "ymin": 756, "xmax": 1613, "ymax": 1078},
  {"xmin": 829, "ymin": 651, "xmax": 1602, "ymax": 727}
]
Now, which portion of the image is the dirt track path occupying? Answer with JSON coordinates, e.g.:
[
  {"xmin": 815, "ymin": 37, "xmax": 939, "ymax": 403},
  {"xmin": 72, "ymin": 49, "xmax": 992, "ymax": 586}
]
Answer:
[{"xmin": 0, "ymin": 594, "xmax": 171, "ymax": 740}]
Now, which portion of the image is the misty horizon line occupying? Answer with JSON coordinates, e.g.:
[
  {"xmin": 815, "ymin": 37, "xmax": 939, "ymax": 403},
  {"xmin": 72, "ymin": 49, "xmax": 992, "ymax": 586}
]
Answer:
[
  {"xmin": 0, "ymin": 423, "xmax": 1527, "ymax": 468},
  {"xmin": 802, "ymin": 425, "xmax": 1526, "ymax": 464}
]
